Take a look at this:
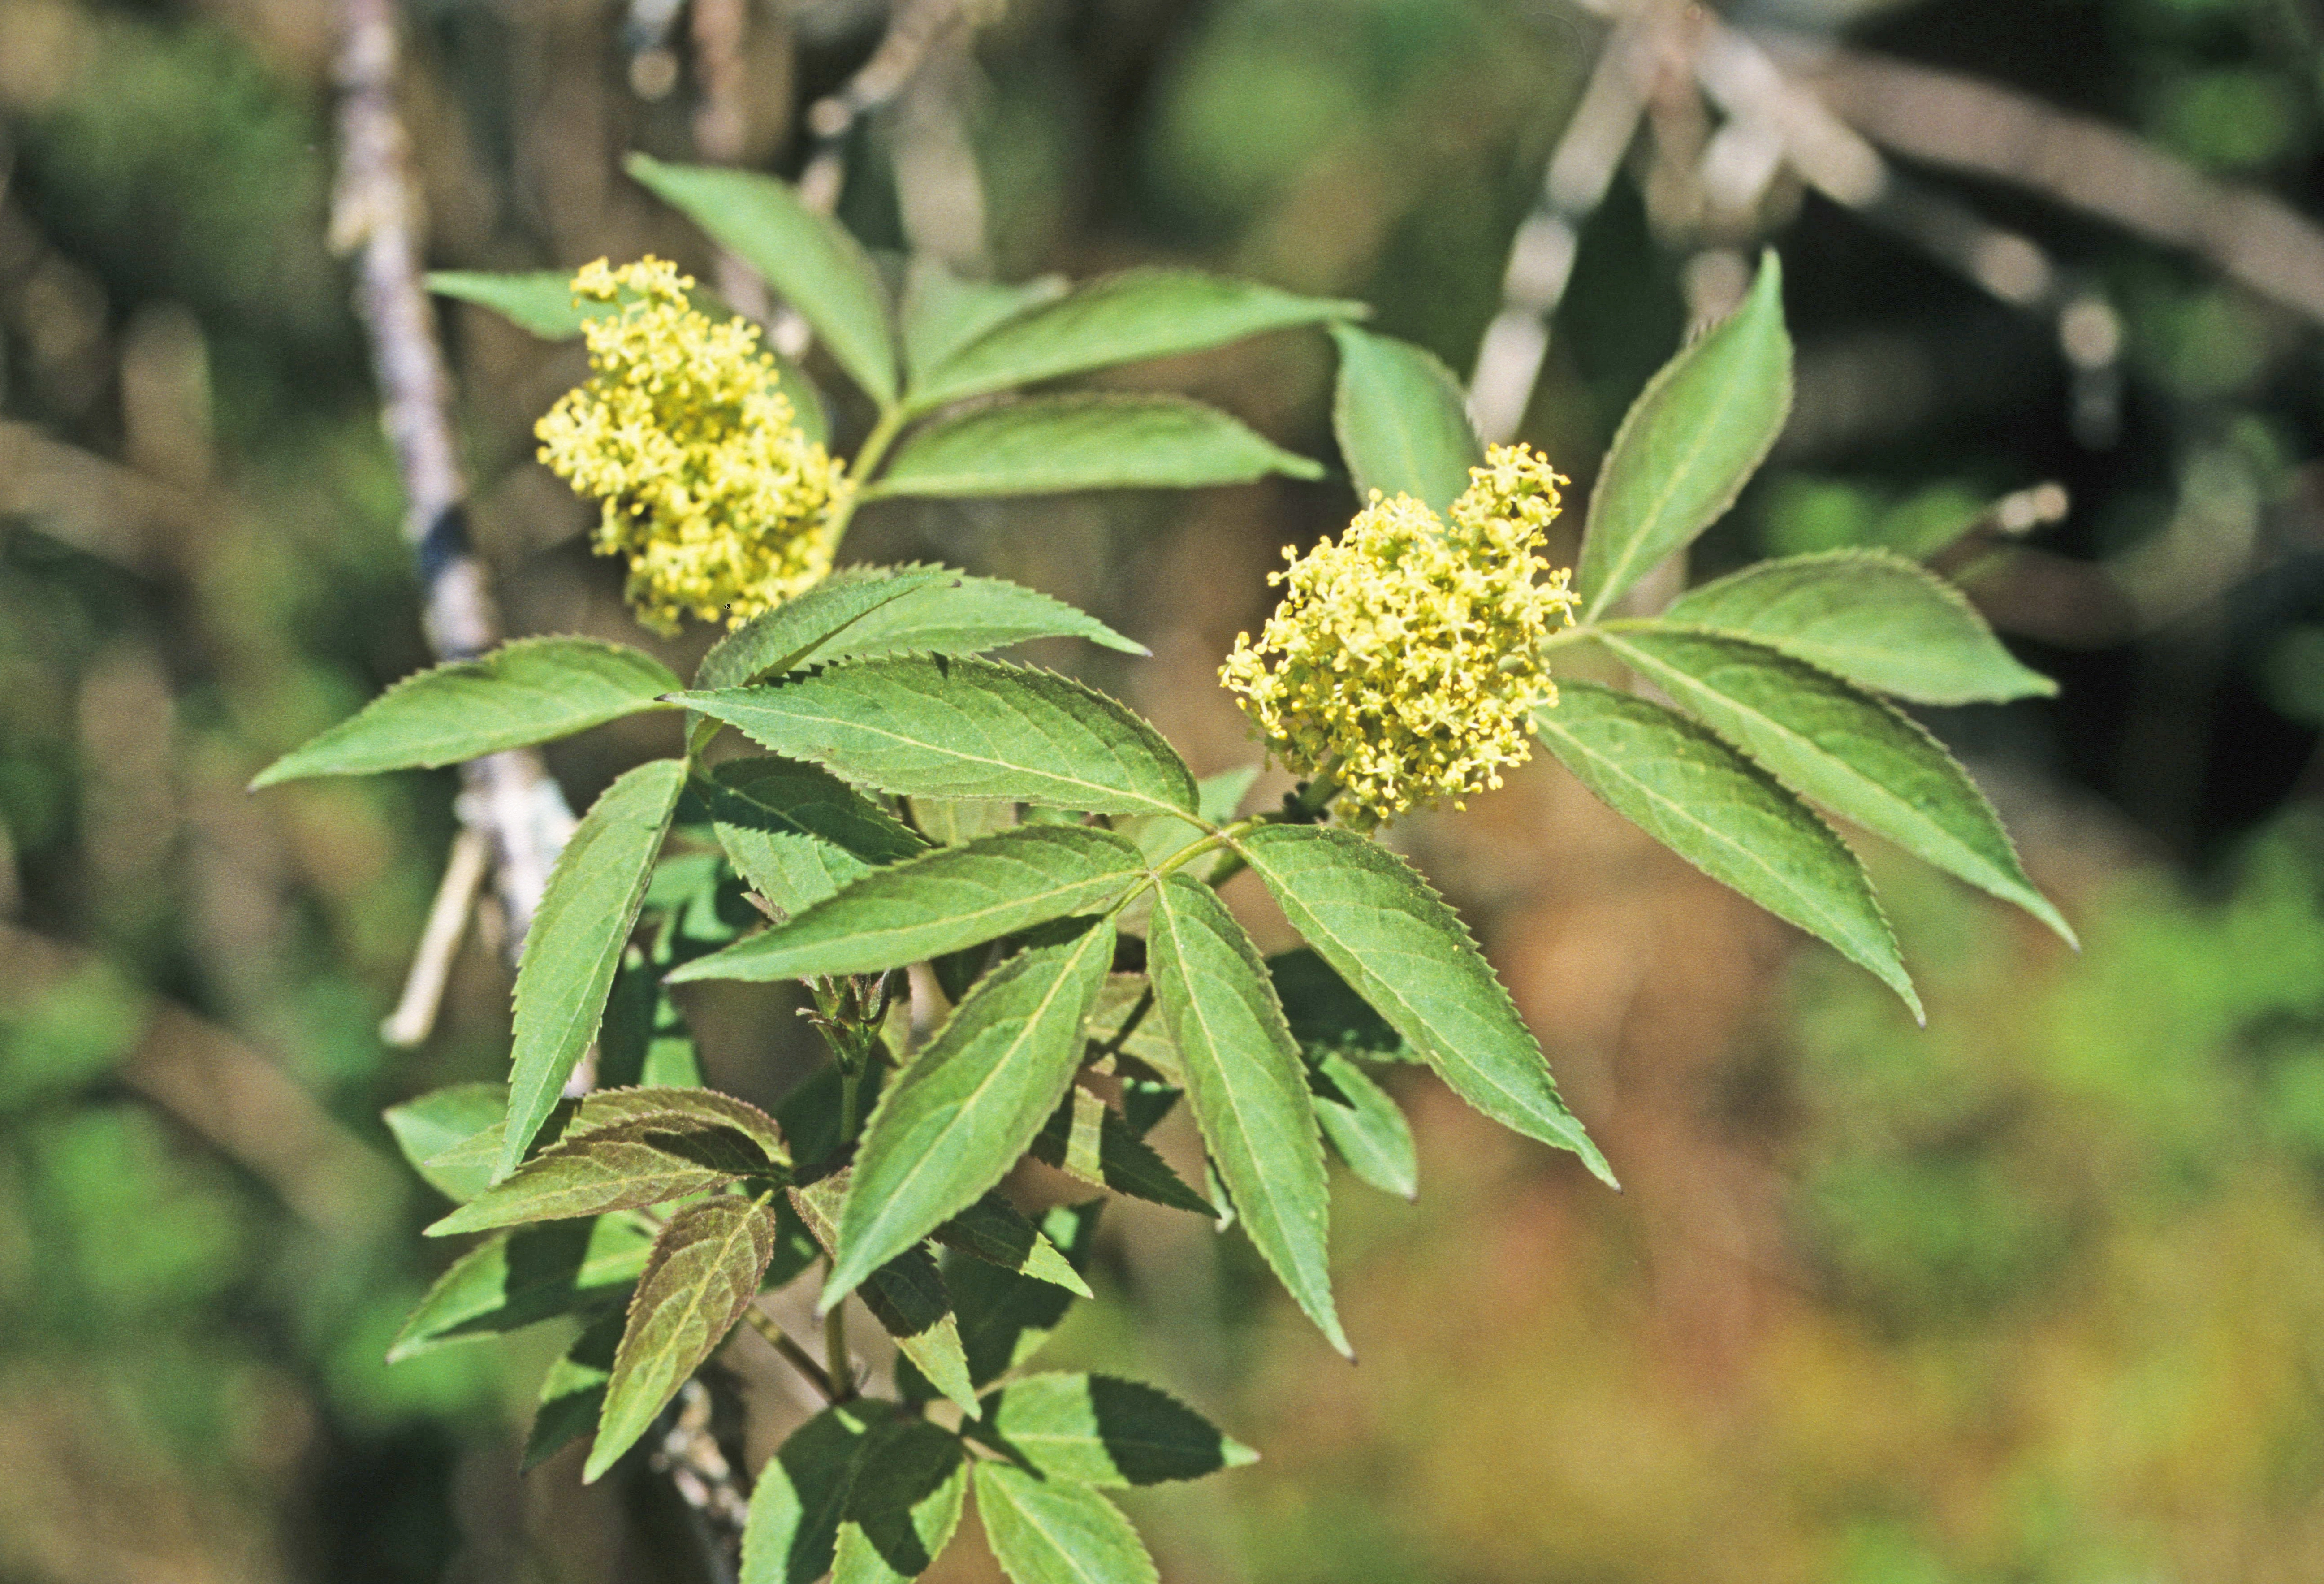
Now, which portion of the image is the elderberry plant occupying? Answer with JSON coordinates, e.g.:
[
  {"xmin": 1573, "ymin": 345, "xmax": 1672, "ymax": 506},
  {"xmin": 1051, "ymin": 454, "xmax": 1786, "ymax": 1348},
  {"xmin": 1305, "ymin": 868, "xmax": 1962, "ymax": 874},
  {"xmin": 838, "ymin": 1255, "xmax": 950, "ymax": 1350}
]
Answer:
[{"xmin": 258, "ymin": 156, "xmax": 2068, "ymax": 1584}]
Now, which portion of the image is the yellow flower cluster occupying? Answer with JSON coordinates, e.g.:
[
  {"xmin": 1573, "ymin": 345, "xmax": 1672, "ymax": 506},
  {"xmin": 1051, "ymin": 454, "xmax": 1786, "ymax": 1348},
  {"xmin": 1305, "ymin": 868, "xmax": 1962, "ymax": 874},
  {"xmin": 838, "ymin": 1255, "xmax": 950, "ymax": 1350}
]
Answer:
[
  {"xmin": 536, "ymin": 257, "xmax": 848, "ymax": 632},
  {"xmin": 1219, "ymin": 444, "xmax": 1578, "ymax": 827}
]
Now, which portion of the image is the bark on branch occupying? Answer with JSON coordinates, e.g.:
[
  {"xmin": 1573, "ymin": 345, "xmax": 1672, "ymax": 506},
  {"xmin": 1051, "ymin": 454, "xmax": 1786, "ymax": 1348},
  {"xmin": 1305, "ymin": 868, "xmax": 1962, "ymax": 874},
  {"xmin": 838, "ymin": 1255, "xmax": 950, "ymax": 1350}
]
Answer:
[{"xmin": 329, "ymin": 0, "xmax": 574, "ymax": 971}]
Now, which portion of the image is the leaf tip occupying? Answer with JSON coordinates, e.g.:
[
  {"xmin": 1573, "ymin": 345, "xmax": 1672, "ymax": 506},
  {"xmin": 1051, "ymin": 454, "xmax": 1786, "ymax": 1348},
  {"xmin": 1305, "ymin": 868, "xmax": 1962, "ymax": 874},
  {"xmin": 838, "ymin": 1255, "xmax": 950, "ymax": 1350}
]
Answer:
[
  {"xmin": 1751, "ymin": 245, "xmax": 1784, "ymax": 299},
  {"xmin": 660, "ymin": 952, "xmax": 734, "ymax": 987},
  {"xmin": 2030, "ymin": 897, "xmax": 2080, "ymax": 953},
  {"xmin": 1221, "ymin": 1437, "xmax": 1261, "ymax": 1470},
  {"xmin": 815, "ymin": 1266, "xmax": 863, "ymax": 1316}
]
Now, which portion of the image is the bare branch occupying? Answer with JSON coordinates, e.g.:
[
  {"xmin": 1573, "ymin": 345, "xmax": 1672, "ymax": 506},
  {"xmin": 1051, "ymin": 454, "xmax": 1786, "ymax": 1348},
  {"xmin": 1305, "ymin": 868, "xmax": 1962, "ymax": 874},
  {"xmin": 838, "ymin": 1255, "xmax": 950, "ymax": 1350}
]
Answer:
[
  {"xmin": 1793, "ymin": 43, "xmax": 2324, "ymax": 328},
  {"xmin": 379, "ymin": 823, "xmax": 488, "ymax": 1048},
  {"xmin": 1469, "ymin": 0, "xmax": 1684, "ymax": 443},
  {"xmin": 330, "ymin": 0, "xmax": 575, "ymax": 950}
]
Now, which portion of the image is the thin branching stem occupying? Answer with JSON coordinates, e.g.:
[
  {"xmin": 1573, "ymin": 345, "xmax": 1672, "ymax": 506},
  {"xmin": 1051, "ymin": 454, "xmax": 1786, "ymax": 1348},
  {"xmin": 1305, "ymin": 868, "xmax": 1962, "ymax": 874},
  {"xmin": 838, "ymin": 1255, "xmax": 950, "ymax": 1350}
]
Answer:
[{"xmin": 743, "ymin": 1306, "xmax": 839, "ymax": 1402}]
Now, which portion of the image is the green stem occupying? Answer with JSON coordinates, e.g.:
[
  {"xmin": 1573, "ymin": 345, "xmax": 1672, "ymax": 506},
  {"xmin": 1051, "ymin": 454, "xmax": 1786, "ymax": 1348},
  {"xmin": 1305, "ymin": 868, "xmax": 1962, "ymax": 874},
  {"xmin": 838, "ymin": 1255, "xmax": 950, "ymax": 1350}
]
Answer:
[
  {"xmin": 1136, "ymin": 755, "xmax": 1348, "ymax": 900},
  {"xmin": 819, "ymin": 405, "xmax": 909, "ymax": 559},
  {"xmin": 824, "ymin": 1290, "xmax": 856, "ymax": 1401},
  {"xmin": 743, "ymin": 1307, "xmax": 838, "ymax": 1401},
  {"xmin": 837, "ymin": 1061, "xmax": 863, "ymax": 1146},
  {"xmin": 1540, "ymin": 618, "xmax": 1654, "ymax": 655}
]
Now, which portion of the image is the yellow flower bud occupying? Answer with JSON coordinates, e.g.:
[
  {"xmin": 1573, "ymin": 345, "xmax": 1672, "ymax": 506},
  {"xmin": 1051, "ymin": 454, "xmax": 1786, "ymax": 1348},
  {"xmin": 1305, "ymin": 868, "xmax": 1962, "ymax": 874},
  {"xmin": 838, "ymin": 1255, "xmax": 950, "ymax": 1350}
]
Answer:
[
  {"xmin": 1219, "ymin": 444, "xmax": 1578, "ymax": 827},
  {"xmin": 535, "ymin": 257, "xmax": 849, "ymax": 633}
]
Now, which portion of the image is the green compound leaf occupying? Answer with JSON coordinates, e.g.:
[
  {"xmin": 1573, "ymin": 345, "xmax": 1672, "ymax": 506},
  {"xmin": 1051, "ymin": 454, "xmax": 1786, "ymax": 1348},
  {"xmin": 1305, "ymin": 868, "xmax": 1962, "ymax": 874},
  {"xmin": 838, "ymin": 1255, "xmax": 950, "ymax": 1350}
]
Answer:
[
  {"xmin": 950, "ymin": 1201, "xmax": 1104, "ymax": 1389},
  {"xmin": 704, "ymin": 757, "xmax": 933, "ymax": 919},
  {"xmin": 427, "ymin": 269, "xmax": 595, "ymax": 337},
  {"xmin": 1328, "ymin": 323, "xmax": 1483, "ymax": 514},
  {"xmin": 384, "ymin": 1082, "xmax": 509, "ymax": 1203},
  {"xmin": 250, "ymin": 639, "xmax": 678, "ymax": 787},
  {"xmin": 625, "ymin": 854, "xmax": 759, "ymax": 1024},
  {"xmin": 1309, "ymin": 1050, "xmax": 1417, "ymax": 1201},
  {"xmin": 674, "ymin": 657, "xmax": 1198, "ymax": 819},
  {"xmin": 425, "ymin": 1117, "xmax": 776, "ymax": 1238},
  {"xmin": 674, "ymin": 826, "xmax": 1147, "ymax": 983},
  {"xmin": 698, "ymin": 565, "xmax": 1146, "ymax": 703},
  {"xmin": 870, "ymin": 394, "xmax": 1322, "ymax": 499},
  {"xmin": 524, "ymin": 1310, "xmax": 622, "ymax": 1471},
  {"xmin": 501, "ymin": 758, "xmax": 688, "ymax": 1177},
  {"xmin": 1533, "ymin": 681, "xmax": 1921, "ymax": 1020},
  {"xmin": 428, "ymin": 268, "xmax": 718, "ymax": 342},
  {"xmin": 1661, "ymin": 548, "xmax": 2058, "ymax": 705},
  {"xmin": 585, "ymin": 1195, "xmax": 783, "ymax": 1482},
  {"xmin": 742, "ymin": 1402, "xmax": 892, "ymax": 1584},
  {"xmin": 389, "ymin": 1215, "xmax": 652, "ymax": 1361},
  {"xmin": 435, "ymin": 1067, "xmax": 753, "ymax": 1190},
  {"xmin": 1267, "ymin": 949, "xmax": 1413, "ymax": 1064},
  {"xmin": 1115, "ymin": 765, "xmax": 1260, "ymax": 894},
  {"xmin": 695, "ymin": 568, "xmax": 962, "ymax": 695},
  {"xmin": 829, "ymin": 918, "xmax": 1114, "ymax": 1304},
  {"xmin": 1116, "ymin": 1079, "xmax": 1181, "ymax": 1140},
  {"xmin": 833, "ymin": 571, "xmax": 1146, "ymax": 660},
  {"xmin": 973, "ymin": 1372, "xmax": 1257, "ymax": 1487},
  {"xmin": 905, "ymin": 267, "xmax": 1365, "ymax": 412},
  {"xmin": 601, "ymin": 946, "xmax": 706, "ymax": 1090},
  {"xmin": 1577, "ymin": 250, "xmax": 1793, "ymax": 620},
  {"xmin": 419, "ymin": 1108, "xmax": 572, "ymax": 1204},
  {"xmin": 792, "ymin": 1176, "xmax": 980, "ymax": 1416},
  {"xmin": 1030, "ymin": 1086, "xmax": 1214, "ymax": 1216},
  {"xmin": 761, "ymin": 1193, "xmax": 828, "ymax": 1294},
  {"xmin": 1238, "ymin": 825, "xmax": 1615, "ymax": 1185},
  {"xmin": 626, "ymin": 153, "xmax": 898, "ymax": 407},
  {"xmin": 1148, "ymin": 874, "xmax": 1345, "ymax": 1355},
  {"xmin": 1084, "ymin": 974, "xmax": 1183, "ymax": 1086},
  {"xmin": 902, "ymin": 260, "xmax": 1068, "ymax": 390},
  {"xmin": 553, "ymin": 1085, "xmax": 791, "ymax": 1164},
  {"xmin": 933, "ymin": 1194, "xmax": 1093, "ymax": 1298},
  {"xmin": 832, "ymin": 1417, "xmax": 969, "ymax": 1584},
  {"xmin": 1596, "ymin": 628, "xmax": 2074, "ymax": 945},
  {"xmin": 973, "ymin": 1462, "xmax": 1159, "ymax": 1584}
]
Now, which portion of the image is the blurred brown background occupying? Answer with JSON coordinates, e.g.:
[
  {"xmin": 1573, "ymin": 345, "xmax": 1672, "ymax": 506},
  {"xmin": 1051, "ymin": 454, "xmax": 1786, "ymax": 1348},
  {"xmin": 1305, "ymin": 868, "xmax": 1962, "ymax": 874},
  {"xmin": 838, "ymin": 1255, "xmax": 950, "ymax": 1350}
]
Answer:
[{"xmin": 6, "ymin": 0, "xmax": 2324, "ymax": 1580}]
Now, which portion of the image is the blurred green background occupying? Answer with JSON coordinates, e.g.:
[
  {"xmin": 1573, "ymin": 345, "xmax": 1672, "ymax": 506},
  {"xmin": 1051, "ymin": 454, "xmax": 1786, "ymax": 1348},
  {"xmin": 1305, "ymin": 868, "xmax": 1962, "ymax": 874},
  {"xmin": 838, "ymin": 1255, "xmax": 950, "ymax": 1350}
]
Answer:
[{"xmin": 5, "ymin": 0, "xmax": 2324, "ymax": 1579}]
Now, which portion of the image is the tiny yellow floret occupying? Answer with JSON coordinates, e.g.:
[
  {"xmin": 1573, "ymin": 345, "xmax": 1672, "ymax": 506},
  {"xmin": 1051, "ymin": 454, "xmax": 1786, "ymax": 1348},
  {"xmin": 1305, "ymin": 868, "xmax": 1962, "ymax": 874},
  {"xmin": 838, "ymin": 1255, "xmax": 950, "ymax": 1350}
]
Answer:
[
  {"xmin": 1219, "ymin": 444, "xmax": 1578, "ymax": 827},
  {"xmin": 535, "ymin": 257, "xmax": 848, "ymax": 632}
]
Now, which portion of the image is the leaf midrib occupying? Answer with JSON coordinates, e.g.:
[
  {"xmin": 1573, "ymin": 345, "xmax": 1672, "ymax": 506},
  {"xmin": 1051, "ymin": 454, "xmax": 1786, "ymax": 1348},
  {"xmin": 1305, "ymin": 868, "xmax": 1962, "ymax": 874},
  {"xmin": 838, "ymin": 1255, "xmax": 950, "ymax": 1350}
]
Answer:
[
  {"xmin": 437, "ymin": 1152, "xmax": 746, "ymax": 1233},
  {"xmin": 1532, "ymin": 707, "xmax": 1884, "ymax": 965},
  {"xmin": 841, "ymin": 926, "xmax": 1108, "ymax": 1287},
  {"xmin": 1156, "ymin": 888, "xmax": 1326, "ymax": 1296},
  {"xmin": 704, "ymin": 683, "xmax": 1191, "ymax": 818},
  {"xmin": 1240, "ymin": 841, "xmax": 1545, "ymax": 1130},
  {"xmin": 986, "ymin": 1474, "xmax": 1116, "ymax": 1584},
  {"xmin": 1600, "ymin": 633, "xmax": 2009, "ymax": 887},
  {"xmin": 1584, "ymin": 316, "xmax": 1775, "ymax": 620},
  {"xmin": 728, "ymin": 861, "xmax": 1137, "ymax": 972}
]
